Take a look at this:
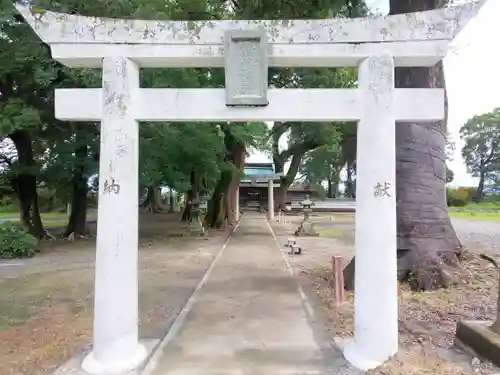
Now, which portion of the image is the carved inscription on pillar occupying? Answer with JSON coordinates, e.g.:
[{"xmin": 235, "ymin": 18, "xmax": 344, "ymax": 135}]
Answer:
[
  {"xmin": 373, "ymin": 181, "xmax": 391, "ymax": 198},
  {"xmin": 224, "ymin": 29, "xmax": 268, "ymax": 107},
  {"xmin": 103, "ymin": 177, "xmax": 121, "ymax": 195}
]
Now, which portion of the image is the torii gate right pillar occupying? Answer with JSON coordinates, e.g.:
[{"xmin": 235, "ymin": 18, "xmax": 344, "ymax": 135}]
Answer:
[{"xmin": 344, "ymin": 53, "xmax": 398, "ymax": 370}]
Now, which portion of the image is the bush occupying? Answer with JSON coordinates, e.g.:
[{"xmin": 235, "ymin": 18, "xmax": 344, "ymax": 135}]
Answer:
[
  {"xmin": 0, "ymin": 196, "xmax": 18, "ymax": 213},
  {"xmin": 447, "ymin": 188, "xmax": 468, "ymax": 207},
  {"xmin": 0, "ymin": 224, "xmax": 38, "ymax": 259}
]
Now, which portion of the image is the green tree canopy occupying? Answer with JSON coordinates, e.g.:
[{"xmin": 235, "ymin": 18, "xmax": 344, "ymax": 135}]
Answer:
[{"xmin": 460, "ymin": 108, "xmax": 500, "ymax": 199}]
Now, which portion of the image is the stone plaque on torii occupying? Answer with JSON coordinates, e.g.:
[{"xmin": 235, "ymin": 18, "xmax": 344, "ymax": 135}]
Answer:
[{"xmin": 16, "ymin": 2, "xmax": 484, "ymax": 374}]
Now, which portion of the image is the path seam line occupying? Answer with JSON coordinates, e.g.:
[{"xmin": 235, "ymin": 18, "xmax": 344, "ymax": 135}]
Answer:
[
  {"xmin": 265, "ymin": 219, "xmax": 316, "ymax": 320},
  {"xmin": 141, "ymin": 217, "xmax": 243, "ymax": 375},
  {"xmin": 267, "ymin": 219, "xmax": 352, "ymax": 361}
]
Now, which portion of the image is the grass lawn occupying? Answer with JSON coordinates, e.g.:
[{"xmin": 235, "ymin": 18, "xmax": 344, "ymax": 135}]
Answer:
[
  {"xmin": 0, "ymin": 269, "xmax": 94, "ymax": 375},
  {"xmin": 317, "ymin": 228, "xmax": 343, "ymax": 238},
  {"xmin": 451, "ymin": 202, "xmax": 500, "ymax": 211},
  {"xmin": 0, "ymin": 211, "xmax": 97, "ymax": 228},
  {"xmin": 448, "ymin": 210, "xmax": 500, "ymax": 222},
  {"xmin": 0, "ymin": 212, "xmax": 67, "ymax": 220},
  {"xmin": 0, "ymin": 213, "xmax": 225, "ymax": 375}
]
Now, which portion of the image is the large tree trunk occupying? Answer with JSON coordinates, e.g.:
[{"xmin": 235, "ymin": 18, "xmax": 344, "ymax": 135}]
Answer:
[
  {"xmin": 141, "ymin": 185, "xmax": 163, "ymax": 212},
  {"xmin": 345, "ymin": 0, "xmax": 462, "ymax": 292},
  {"xmin": 275, "ymin": 152, "xmax": 303, "ymax": 210},
  {"xmin": 206, "ymin": 181, "xmax": 229, "ymax": 229},
  {"xmin": 206, "ymin": 142, "xmax": 245, "ymax": 228},
  {"xmin": 206, "ymin": 171, "xmax": 231, "ymax": 229},
  {"xmin": 340, "ymin": 134, "xmax": 357, "ymax": 199},
  {"xmin": 332, "ymin": 168, "xmax": 341, "ymax": 198},
  {"xmin": 392, "ymin": 0, "xmax": 462, "ymax": 291},
  {"xmin": 227, "ymin": 145, "xmax": 245, "ymax": 223},
  {"xmin": 345, "ymin": 167, "xmax": 355, "ymax": 198},
  {"xmin": 181, "ymin": 190, "xmax": 193, "ymax": 221},
  {"xmin": 10, "ymin": 130, "xmax": 45, "ymax": 239},
  {"xmin": 181, "ymin": 170, "xmax": 198, "ymax": 221},
  {"xmin": 476, "ymin": 169, "xmax": 486, "ymax": 201},
  {"xmin": 327, "ymin": 176, "xmax": 333, "ymax": 198},
  {"xmin": 169, "ymin": 190, "xmax": 174, "ymax": 212},
  {"xmin": 63, "ymin": 138, "xmax": 89, "ymax": 239}
]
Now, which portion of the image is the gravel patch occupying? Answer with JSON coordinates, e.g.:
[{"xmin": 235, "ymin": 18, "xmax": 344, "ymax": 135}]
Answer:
[
  {"xmin": 451, "ymin": 219, "xmax": 500, "ymax": 255},
  {"xmin": 274, "ymin": 214, "xmax": 500, "ymax": 257}
]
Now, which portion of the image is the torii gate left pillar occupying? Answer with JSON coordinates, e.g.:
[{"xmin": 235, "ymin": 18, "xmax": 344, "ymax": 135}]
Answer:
[{"xmin": 87, "ymin": 56, "xmax": 147, "ymax": 374}]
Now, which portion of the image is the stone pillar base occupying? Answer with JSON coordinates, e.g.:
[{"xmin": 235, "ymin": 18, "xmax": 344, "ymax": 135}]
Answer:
[
  {"xmin": 343, "ymin": 341, "xmax": 394, "ymax": 371},
  {"xmin": 185, "ymin": 217, "xmax": 207, "ymax": 236},
  {"xmin": 82, "ymin": 343, "xmax": 147, "ymax": 375},
  {"xmin": 54, "ymin": 339, "xmax": 158, "ymax": 375},
  {"xmin": 294, "ymin": 220, "xmax": 318, "ymax": 236},
  {"xmin": 455, "ymin": 320, "xmax": 500, "ymax": 368}
]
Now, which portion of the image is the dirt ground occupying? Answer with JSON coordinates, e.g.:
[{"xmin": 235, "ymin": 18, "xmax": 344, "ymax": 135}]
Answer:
[
  {"xmin": 0, "ymin": 212, "xmax": 229, "ymax": 375},
  {"xmin": 270, "ymin": 212, "xmax": 500, "ymax": 375},
  {"xmin": 3, "ymin": 210, "xmax": 499, "ymax": 375}
]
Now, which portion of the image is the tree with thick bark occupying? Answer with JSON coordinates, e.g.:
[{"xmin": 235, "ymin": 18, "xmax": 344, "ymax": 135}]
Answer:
[
  {"xmin": 10, "ymin": 131, "xmax": 45, "ymax": 238},
  {"xmin": 205, "ymin": 123, "xmax": 264, "ymax": 228},
  {"xmin": 345, "ymin": 0, "xmax": 464, "ymax": 291},
  {"xmin": 140, "ymin": 186, "xmax": 164, "ymax": 212},
  {"xmin": 63, "ymin": 134, "xmax": 91, "ymax": 239},
  {"xmin": 272, "ymin": 120, "xmax": 353, "ymax": 209}
]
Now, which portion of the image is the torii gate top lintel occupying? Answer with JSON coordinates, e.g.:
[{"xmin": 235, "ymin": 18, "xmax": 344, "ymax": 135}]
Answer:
[{"xmin": 15, "ymin": 2, "xmax": 484, "ymax": 69}]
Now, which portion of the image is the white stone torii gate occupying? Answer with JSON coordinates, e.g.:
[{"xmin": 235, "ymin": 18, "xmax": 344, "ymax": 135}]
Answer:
[
  {"xmin": 241, "ymin": 172, "xmax": 283, "ymax": 221},
  {"xmin": 17, "ymin": 3, "xmax": 482, "ymax": 374}
]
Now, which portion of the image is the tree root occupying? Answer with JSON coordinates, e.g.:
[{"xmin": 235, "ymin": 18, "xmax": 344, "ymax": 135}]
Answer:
[
  {"xmin": 43, "ymin": 230, "xmax": 56, "ymax": 240},
  {"xmin": 479, "ymin": 253, "xmax": 498, "ymax": 268},
  {"xmin": 344, "ymin": 249, "xmax": 463, "ymax": 292},
  {"xmin": 63, "ymin": 232, "xmax": 91, "ymax": 241},
  {"xmin": 140, "ymin": 201, "xmax": 163, "ymax": 213}
]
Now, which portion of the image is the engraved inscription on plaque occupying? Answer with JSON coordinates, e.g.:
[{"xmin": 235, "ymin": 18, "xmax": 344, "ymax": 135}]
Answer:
[
  {"xmin": 224, "ymin": 29, "xmax": 268, "ymax": 106},
  {"xmin": 233, "ymin": 40, "xmax": 261, "ymax": 98}
]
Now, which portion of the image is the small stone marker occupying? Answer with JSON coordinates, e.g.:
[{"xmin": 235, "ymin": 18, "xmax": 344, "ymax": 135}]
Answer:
[
  {"xmin": 289, "ymin": 244, "xmax": 303, "ymax": 255},
  {"xmin": 332, "ymin": 255, "xmax": 345, "ymax": 305}
]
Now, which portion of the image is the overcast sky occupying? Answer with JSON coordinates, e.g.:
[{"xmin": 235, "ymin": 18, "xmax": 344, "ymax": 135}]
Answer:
[{"xmin": 249, "ymin": 0, "xmax": 498, "ymax": 188}]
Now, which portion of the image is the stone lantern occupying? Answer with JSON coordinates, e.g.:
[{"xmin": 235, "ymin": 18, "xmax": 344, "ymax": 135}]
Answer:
[
  {"xmin": 186, "ymin": 195, "xmax": 208, "ymax": 236},
  {"xmin": 294, "ymin": 195, "xmax": 318, "ymax": 236}
]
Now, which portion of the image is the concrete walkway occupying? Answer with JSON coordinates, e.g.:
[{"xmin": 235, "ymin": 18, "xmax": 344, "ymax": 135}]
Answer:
[{"xmin": 148, "ymin": 212, "xmax": 349, "ymax": 375}]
